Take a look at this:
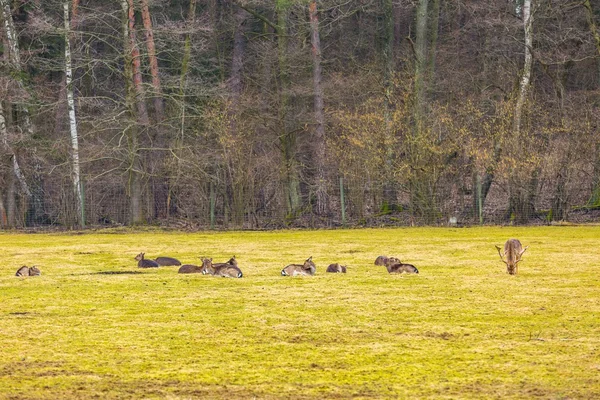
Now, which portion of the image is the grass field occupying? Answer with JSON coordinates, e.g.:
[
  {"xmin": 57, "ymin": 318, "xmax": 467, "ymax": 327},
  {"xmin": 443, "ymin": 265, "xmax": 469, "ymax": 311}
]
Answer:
[{"xmin": 1, "ymin": 226, "xmax": 599, "ymax": 399}]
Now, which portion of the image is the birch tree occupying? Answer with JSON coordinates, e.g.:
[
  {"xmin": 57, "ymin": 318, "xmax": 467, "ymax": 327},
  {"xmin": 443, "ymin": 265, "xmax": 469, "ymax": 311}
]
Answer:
[
  {"xmin": 508, "ymin": 0, "xmax": 534, "ymax": 223},
  {"xmin": 64, "ymin": 1, "xmax": 84, "ymax": 227}
]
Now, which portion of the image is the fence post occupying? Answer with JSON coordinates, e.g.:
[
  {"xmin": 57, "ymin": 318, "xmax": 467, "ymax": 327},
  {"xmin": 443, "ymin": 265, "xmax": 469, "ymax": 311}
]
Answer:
[
  {"xmin": 477, "ymin": 175, "xmax": 483, "ymax": 225},
  {"xmin": 340, "ymin": 177, "xmax": 346, "ymax": 226},
  {"xmin": 80, "ymin": 180, "xmax": 85, "ymax": 228},
  {"xmin": 210, "ymin": 182, "xmax": 215, "ymax": 229}
]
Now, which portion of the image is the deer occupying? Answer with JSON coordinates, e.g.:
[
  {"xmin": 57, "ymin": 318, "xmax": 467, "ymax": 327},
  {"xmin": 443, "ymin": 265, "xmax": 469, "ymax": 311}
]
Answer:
[
  {"xmin": 385, "ymin": 262, "xmax": 419, "ymax": 274},
  {"xmin": 201, "ymin": 257, "xmax": 243, "ymax": 278},
  {"xmin": 326, "ymin": 263, "xmax": 347, "ymax": 273},
  {"xmin": 178, "ymin": 264, "xmax": 203, "ymax": 274},
  {"xmin": 374, "ymin": 256, "xmax": 401, "ymax": 267},
  {"xmin": 134, "ymin": 253, "xmax": 159, "ymax": 268},
  {"xmin": 15, "ymin": 266, "xmax": 41, "ymax": 276},
  {"xmin": 496, "ymin": 238, "xmax": 528, "ymax": 275},
  {"xmin": 154, "ymin": 256, "xmax": 181, "ymax": 266},
  {"xmin": 281, "ymin": 256, "xmax": 316, "ymax": 276}
]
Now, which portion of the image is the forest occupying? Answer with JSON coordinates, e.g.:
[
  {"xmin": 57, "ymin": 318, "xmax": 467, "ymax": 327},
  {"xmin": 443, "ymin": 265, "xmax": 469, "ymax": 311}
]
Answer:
[{"xmin": 0, "ymin": 0, "xmax": 599, "ymax": 229}]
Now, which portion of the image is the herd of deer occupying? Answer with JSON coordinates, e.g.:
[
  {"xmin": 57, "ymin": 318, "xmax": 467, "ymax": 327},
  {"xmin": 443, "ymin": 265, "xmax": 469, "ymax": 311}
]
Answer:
[{"xmin": 14, "ymin": 238, "xmax": 528, "ymax": 278}]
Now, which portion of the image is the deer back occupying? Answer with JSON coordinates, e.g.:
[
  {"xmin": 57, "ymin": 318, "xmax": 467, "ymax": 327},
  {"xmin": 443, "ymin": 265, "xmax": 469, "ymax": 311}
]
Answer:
[
  {"xmin": 387, "ymin": 262, "xmax": 419, "ymax": 274},
  {"xmin": 155, "ymin": 257, "xmax": 182, "ymax": 266},
  {"xmin": 215, "ymin": 265, "xmax": 243, "ymax": 278},
  {"xmin": 178, "ymin": 264, "xmax": 202, "ymax": 274},
  {"xmin": 326, "ymin": 263, "xmax": 347, "ymax": 273},
  {"xmin": 15, "ymin": 266, "xmax": 30, "ymax": 276},
  {"xmin": 138, "ymin": 258, "xmax": 159, "ymax": 268},
  {"xmin": 497, "ymin": 238, "xmax": 527, "ymax": 275}
]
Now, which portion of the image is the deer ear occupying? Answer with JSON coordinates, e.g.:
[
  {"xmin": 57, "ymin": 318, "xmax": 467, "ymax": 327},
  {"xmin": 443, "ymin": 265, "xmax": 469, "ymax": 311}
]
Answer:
[{"xmin": 307, "ymin": 256, "xmax": 312, "ymax": 261}]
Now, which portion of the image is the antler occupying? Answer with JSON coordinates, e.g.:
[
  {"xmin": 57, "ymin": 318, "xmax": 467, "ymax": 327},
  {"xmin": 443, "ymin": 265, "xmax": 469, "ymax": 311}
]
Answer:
[{"xmin": 495, "ymin": 245, "xmax": 506, "ymax": 263}]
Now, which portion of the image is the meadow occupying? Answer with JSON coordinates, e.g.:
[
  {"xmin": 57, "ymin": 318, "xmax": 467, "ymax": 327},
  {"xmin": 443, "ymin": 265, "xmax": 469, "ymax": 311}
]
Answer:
[{"xmin": 1, "ymin": 226, "xmax": 599, "ymax": 399}]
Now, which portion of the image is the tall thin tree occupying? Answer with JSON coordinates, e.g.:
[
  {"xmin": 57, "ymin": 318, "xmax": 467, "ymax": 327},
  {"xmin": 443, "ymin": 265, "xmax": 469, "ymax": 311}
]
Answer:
[{"xmin": 64, "ymin": 1, "xmax": 84, "ymax": 228}]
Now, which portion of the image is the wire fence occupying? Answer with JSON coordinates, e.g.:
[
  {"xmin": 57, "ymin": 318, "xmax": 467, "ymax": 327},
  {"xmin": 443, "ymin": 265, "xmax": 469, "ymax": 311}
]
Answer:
[{"xmin": 2, "ymin": 171, "xmax": 599, "ymax": 231}]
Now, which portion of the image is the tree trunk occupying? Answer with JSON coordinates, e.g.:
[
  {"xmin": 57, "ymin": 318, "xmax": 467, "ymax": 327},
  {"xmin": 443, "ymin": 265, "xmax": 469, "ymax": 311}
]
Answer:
[
  {"xmin": 276, "ymin": 0, "xmax": 300, "ymax": 215},
  {"xmin": 226, "ymin": 6, "xmax": 248, "ymax": 226},
  {"xmin": 140, "ymin": 0, "xmax": 164, "ymax": 121},
  {"xmin": 121, "ymin": 0, "xmax": 144, "ymax": 224},
  {"xmin": 583, "ymin": 0, "xmax": 600, "ymax": 206},
  {"xmin": 178, "ymin": 0, "xmax": 196, "ymax": 143},
  {"xmin": 64, "ymin": 1, "xmax": 84, "ymax": 228},
  {"xmin": 382, "ymin": 0, "xmax": 396, "ymax": 209},
  {"xmin": 508, "ymin": 0, "xmax": 534, "ymax": 223},
  {"xmin": 1, "ymin": 0, "xmax": 40, "ymax": 225},
  {"xmin": 414, "ymin": 0, "xmax": 429, "ymax": 134},
  {"xmin": 54, "ymin": 0, "xmax": 80, "ymax": 136},
  {"xmin": 309, "ymin": 0, "xmax": 328, "ymax": 216},
  {"xmin": 127, "ymin": 0, "xmax": 149, "ymax": 126}
]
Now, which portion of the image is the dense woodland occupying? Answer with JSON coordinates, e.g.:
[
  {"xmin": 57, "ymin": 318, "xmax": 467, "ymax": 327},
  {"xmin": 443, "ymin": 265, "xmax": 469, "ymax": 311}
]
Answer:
[{"xmin": 0, "ymin": 0, "xmax": 599, "ymax": 229}]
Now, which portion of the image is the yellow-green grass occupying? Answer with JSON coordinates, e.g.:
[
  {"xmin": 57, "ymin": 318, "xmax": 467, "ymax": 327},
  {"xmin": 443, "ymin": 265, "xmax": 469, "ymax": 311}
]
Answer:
[{"xmin": 1, "ymin": 226, "xmax": 599, "ymax": 399}]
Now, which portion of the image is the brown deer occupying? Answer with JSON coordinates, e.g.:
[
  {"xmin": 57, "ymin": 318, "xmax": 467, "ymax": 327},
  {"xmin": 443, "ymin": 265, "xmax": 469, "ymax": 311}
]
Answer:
[
  {"xmin": 281, "ymin": 257, "xmax": 316, "ymax": 276},
  {"xmin": 496, "ymin": 239, "xmax": 528, "ymax": 275},
  {"xmin": 374, "ymin": 256, "xmax": 401, "ymax": 266},
  {"xmin": 15, "ymin": 266, "xmax": 41, "ymax": 276},
  {"xmin": 134, "ymin": 253, "xmax": 159, "ymax": 268},
  {"xmin": 154, "ymin": 256, "xmax": 181, "ymax": 266},
  {"xmin": 201, "ymin": 257, "xmax": 243, "ymax": 278},
  {"xmin": 385, "ymin": 262, "xmax": 419, "ymax": 274},
  {"xmin": 326, "ymin": 263, "xmax": 347, "ymax": 273},
  {"xmin": 178, "ymin": 264, "xmax": 203, "ymax": 274}
]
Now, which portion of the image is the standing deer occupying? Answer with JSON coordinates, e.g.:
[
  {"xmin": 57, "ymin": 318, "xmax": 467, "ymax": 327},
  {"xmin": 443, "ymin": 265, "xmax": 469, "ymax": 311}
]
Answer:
[
  {"xmin": 134, "ymin": 253, "xmax": 159, "ymax": 268},
  {"xmin": 496, "ymin": 239, "xmax": 528, "ymax": 275},
  {"xmin": 326, "ymin": 263, "xmax": 347, "ymax": 273},
  {"xmin": 281, "ymin": 256, "xmax": 316, "ymax": 276},
  {"xmin": 201, "ymin": 257, "xmax": 243, "ymax": 278},
  {"xmin": 15, "ymin": 266, "xmax": 41, "ymax": 276}
]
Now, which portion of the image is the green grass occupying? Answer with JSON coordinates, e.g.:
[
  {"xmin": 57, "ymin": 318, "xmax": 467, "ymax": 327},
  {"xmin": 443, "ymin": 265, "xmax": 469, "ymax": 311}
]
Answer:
[{"xmin": 1, "ymin": 226, "xmax": 599, "ymax": 399}]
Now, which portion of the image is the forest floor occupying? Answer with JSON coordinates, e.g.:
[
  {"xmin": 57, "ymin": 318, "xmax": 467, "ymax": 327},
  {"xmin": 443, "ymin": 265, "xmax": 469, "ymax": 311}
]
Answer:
[{"xmin": 1, "ymin": 226, "xmax": 599, "ymax": 399}]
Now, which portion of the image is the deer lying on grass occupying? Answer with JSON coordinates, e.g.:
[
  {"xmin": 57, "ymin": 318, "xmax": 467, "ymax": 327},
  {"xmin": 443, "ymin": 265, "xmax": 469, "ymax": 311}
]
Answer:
[
  {"xmin": 374, "ymin": 256, "xmax": 401, "ymax": 267},
  {"xmin": 134, "ymin": 253, "xmax": 159, "ymax": 268},
  {"xmin": 385, "ymin": 262, "xmax": 419, "ymax": 274},
  {"xmin": 178, "ymin": 264, "xmax": 203, "ymax": 274},
  {"xmin": 15, "ymin": 266, "xmax": 41, "ymax": 276},
  {"xmin": 326, "ymin": 263, "xmax": 347, "ymax": 273},
  {"xmin": 375, "ymin": 256, "xmax": 418, "ymax": 274},
  {"xmin": 201, "ymin": 257, "xmax": 243, "ymax": 278},
  {"xmin": 154, "ymin": 256, "xmax": 181, "ymax": 266},
  {"xmin": 281, "ymin": 256, "xmax": 316, "ymax": 276},
  {"xmin": 496, "ymin": 239, "xmax": 528, "ymax": 275}
]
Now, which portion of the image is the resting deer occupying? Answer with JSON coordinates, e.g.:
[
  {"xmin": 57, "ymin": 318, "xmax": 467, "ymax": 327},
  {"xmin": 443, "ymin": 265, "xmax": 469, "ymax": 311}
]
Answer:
[
  {"xmin": 385, "ymin": 262, "xmax": 419, "ymax": 274},
  {"xmin": 154, "ymin": 256, "xmax": 181, "ymax": 266},
  {"xmin": 201, "ymin": 257, "xmax": 243, "ymax": 278},
  {"xmin": 326, "ymin": 263, "xmax": 347, "ymax": 273},
  {"xmin": 134, "ymin": 252, "xmax": 159, "ymax": 268},
  {"xmin": 374, "ymin": 256, "xmax": 401, "ymax": 267},
  {"xmin": 281, "ymin": 256, "xmax": 316, "ymax": 276},
  {"xmin": 178, "ymin": 264, "xmax": 203, "ymax": 274},
  {"xmin": 15, "ymin": 266, "xmax": 41, "ymax": 276},
  {"xmin": 496, "ymin": 239, "xmax": 528, "ymax": 275}
]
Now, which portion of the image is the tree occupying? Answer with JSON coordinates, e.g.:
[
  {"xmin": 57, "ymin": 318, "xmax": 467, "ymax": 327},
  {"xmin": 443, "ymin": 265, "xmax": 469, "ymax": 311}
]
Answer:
[{"xmin": 64, "ymin": 1, "xmax": 84, "ymax": 227}]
